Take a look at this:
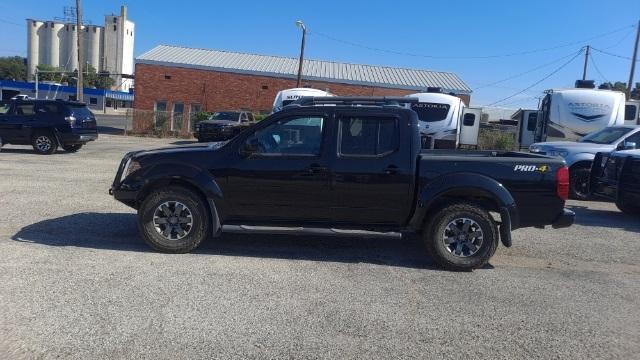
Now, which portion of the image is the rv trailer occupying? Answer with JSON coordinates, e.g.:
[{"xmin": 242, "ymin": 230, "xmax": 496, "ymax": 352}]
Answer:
[
  {"xmin": 272, "ymin": 88, "xmax": 333, "ymax": 113},
  {"xmin": 537, "ymin": 83, "xmax": 626, "ymax": 142}
]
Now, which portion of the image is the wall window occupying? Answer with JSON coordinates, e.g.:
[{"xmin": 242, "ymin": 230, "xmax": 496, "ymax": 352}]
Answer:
[
  {"xmin": 113, "ymin": 25, "xmax": 117, "ymax": 31},
  {"xmin": 89, "ymin": 97, "xmax": 98, "ymax": 105},
  {"xmin": 155, "ymin": 101, "xmax": 167, "ymax": 112},
  {"xmin": 245, "ymin": 116, "xmax": 324, "ymax": 156},
  {"xmin": 164, "ymin": 75, "xmax": 171, "ymax": 80},
  {"xmin": 339, "ymin": 116, "xmax": 398, "ymax": 156},
  {"xmin": 173, "ymin": 103, "xmax": 184, "ymax": 114}
]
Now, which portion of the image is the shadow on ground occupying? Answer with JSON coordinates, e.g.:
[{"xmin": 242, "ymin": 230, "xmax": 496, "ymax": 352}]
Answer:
[
  {"xmin": 568, "ymin": 204, "xmax": 640, "ymax": 232},
  {"xmin": 0, "ymin": 146, "xmax": 74, "ymax": 155},
  {"xmin": 11, "ymin": 212, "xmax": 442, "ymax": 270},
  {"xmin": 97, "ymin": 126, "xmax": 125, "ymax": 135}
]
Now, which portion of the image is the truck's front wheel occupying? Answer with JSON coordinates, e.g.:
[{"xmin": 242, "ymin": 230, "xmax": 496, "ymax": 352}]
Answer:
[
  {"xmin": 424, "ymin": 203, "xmax": 499, "ymax": 271},
  {"xmin": 138, "ymin": 186, "xmax": 210, "ymax": 253}
]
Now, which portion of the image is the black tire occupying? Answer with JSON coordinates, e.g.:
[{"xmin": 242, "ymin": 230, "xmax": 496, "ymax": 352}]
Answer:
[
  {"xmin": 424, "ymin": 202, "xmax": 499, "ymax": 271},
  {"xmin": 615, "ymin": 194, "xmax": 640, "ymax": 215},
  {"xmin": 31, "ymin": 131, "xmax": 57, "ymax": 155},
  {"xmin": 62, "ymin": 144, "xmax": 83, "ymax": 153},
  {"xmin": 569, "ymin": 166, "xmax": 591, "ymax": 200},
  {"xmin": 137, "ymin": 185, "xmax": 210, "ymax": 253}
]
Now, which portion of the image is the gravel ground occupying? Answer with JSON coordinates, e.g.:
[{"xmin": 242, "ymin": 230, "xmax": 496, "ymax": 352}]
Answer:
[{"xmin": 0, "ymin": 135, "xmax": 639, "ymax": 359}]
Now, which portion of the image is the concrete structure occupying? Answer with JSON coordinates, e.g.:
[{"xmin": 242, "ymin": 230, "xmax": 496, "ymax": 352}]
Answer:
[
  {"xmin": 0, "ymin": 80, "xmax": 133, "ymax": 114},
  {"xmin": 134, "ymin": 45, "xmax": 471, "ymax": 119},
  {"xmin": 26, "ymin": 5, "xmax": 134, "ymax": 91}
]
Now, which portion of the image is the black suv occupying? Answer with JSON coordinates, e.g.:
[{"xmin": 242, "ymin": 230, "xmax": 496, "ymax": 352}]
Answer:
[
  {"xmin": 194, "ymin": 111, "xmax": 256, "ymax": 142},
  {"xmin": 590, "ymin": 149, "xmax": 640, "ymax": 214},
  {"xmin": 0, "ymin": 99, "xmax": 98, "ymax": 154}
]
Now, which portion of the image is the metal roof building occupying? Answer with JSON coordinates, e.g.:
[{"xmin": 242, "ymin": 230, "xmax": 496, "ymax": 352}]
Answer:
[{"xmin": 137, "ymin": 45, "xmax": 471, "ymax": 94}]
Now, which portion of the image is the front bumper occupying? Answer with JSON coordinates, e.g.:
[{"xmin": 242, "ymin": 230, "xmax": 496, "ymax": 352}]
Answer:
[{"xmin": 551, "ymin": 208, "xmax": 575, "ymax": 229}]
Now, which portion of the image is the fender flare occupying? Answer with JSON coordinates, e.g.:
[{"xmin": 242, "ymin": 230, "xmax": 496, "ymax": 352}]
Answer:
[
  {"xmin": 410, "ymin": 172, "xmax": 519, "ymax": 245},
  {"xmin": 136, "ymin": 163, "xmax": 224, "ymax": 235}
]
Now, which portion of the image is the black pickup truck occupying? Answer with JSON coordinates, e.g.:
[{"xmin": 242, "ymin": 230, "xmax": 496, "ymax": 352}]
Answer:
[
  {"xmin": 111, "ymin": 97, "xmax": 574, "ymax": 270},
  {"xmin": 590, "ymin": 150, "xmax": 640, "ymax": 214}
]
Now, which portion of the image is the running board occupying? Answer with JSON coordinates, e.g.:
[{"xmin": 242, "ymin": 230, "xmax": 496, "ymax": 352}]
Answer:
[{"xmin": 222, "ymin": 225, "xmax": 402, "ymax": 239}]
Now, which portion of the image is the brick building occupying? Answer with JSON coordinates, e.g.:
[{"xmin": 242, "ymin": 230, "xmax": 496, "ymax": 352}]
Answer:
[{"xmin": 134, "ymin": 45, "xmax": 471, "ymax": 118}]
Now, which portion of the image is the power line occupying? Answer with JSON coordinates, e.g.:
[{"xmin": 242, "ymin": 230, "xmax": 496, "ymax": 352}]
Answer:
[
  {"xmin": 589, "ymin": 53, "xmax": 609, "ymax": 83},
  {"xmin": 0, "ymin": 17, "xmax": 22, "ymax": 27},
  {"xmin": 486, "ymin": 49, "xmax": 584, "ymax": 106},
  {"xmin": 591, "ymin": 47, "xmax": 640, "ymax": 61},
  {"xmin": 473, "ymin": 49, "xmax": 583, "ymax": 90},
  {"xmin": 310, "ymin": 23, "xmax": 635, "ymax": 60}
]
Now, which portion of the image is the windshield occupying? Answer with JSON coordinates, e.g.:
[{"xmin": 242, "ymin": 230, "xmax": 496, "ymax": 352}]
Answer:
[
  {"xmin": 579, "ymin": 127, "xmax": 633, "ymax": 144},
  {"xmin": 210, "ymin": 112, "xmax": 240, "ymax": 121},
  {"xmin": 411, "ymin": 103, "xmax": 451, "ymax": 122}
]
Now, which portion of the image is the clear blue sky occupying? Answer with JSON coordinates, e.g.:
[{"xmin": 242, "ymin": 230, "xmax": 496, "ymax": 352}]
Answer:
[{"xmin": 1, "ymin": 0, "xmax": 638, "ymax": 109}]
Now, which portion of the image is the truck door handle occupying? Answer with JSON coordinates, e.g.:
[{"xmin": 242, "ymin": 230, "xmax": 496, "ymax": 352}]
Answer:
[
  {"xmin": 307, "ymin": 164, "xmax": 327, "ymax": 174},
  {"xmin": 383, "ymin": 165, "xmax": 398, "ymax": 175}
]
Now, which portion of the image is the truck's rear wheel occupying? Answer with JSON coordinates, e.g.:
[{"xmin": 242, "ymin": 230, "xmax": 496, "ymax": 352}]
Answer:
[
  {"xmin": 424, "ymin": 203, "xmax": 499, "ymax": 271},
  {"xmin": 138, "ymin": 186, "xmax": 210, "ymax": 253},
  {"xmin": 569, "ymin": 166, "xmax": 591, "ymax": 200}
]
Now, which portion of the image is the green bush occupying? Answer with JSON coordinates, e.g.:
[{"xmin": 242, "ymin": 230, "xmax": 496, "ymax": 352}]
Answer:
[
  {"xmin": 478, "ymin": 129, "xmax": 515, "ymax": 151},
  {"xmin": 253, "ymin": 113, "xmax": 268, "ymax": 121}
]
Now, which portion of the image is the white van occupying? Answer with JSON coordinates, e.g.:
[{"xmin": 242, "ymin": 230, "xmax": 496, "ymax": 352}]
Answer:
[{"xmin": 272, "ymin": 88, "xmax": 333, "ymax": 113}]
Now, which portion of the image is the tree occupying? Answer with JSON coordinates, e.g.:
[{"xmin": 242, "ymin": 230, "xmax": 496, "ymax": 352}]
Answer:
[
  {"xmin": 36, "ymin": 64, "xmax": 66, "ymax": 83},
  {"xmin": 68, "ymin": 64, "xmax": 114, "ymax": 90},
  {"xmin": 0, "ymin": 56, "xmax": 27, "ymax": 81}
]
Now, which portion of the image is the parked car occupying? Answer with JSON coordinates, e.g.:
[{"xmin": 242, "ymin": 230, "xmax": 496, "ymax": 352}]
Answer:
[
  {"xmin": 0, "ymin": 99, "xmax": 98, "ymax": 154},
  {"xmin": 111, "ymin": 96, "xmax": 574, "ymax": 271},
  {"xmin": 590, "ymin": 149, "xmax": 640, "ymax": 214},
  {"xmin": 194, "ymin": 111, "xmax": 255, "ymax": 142},
  {"xmin": 529, "ymin": 125, "xmax": 640, "ymax": 199},
  {"xmin": 10, "ymin": 94, "xmax": 31, "ymax": 101}
]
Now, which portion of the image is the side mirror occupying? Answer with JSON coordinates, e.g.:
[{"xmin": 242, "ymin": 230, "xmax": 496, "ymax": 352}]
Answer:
[
  {"xmin": 622, "ymin": 141, "xmax": 637, "ymax": 150},
  {"xmin": 240, "ymin": 138, "xmax": 259, "ymax": 157}
]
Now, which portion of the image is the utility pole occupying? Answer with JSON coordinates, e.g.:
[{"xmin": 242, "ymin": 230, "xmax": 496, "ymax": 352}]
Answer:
[
  {"xmin": 35, "ymin": 68, "xmax": 39, "ymax": 99},
  {"xmin": 75, "ymin": 0, "xmax": 83, "ymax": 102},
  {"xmin": 295, "ymin": 20, "xmax": 306, "ymax": 88},
  {"xmin": 582, "ymin": 45, "xmax": 590, "ymax": 81},
  {"xmin": 627, "ymin": 20, "xmax": 640, "ymax": 97}
]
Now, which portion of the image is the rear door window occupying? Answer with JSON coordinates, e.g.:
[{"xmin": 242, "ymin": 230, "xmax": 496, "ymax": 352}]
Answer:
[
  {"xmin": 339, "ymin": 116, "xmax": 399, "ymax": 156},
  {"xmin": 14, "ymin": 103, "xmax": 35, "ymax": 116}
]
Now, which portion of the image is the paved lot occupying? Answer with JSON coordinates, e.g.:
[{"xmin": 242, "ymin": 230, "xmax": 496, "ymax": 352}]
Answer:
[{"xmin": 0, "ymin": 135, "xmax": 639, "ymax": 359}]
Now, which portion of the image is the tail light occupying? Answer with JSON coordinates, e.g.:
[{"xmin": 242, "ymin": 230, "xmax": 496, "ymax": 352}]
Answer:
[{"xmin": 556, "ymin": 166, "xmax": 569, "ymax": 200}]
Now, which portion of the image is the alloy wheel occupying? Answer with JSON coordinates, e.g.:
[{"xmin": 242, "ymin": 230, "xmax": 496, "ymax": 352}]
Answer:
[
  {"xmin": 442, "ymin": 217, "xmax": 484, "ymax": 257},
  {"xmin": 152, "ymin": 201, "xmax": 194, "ymax": 240}
]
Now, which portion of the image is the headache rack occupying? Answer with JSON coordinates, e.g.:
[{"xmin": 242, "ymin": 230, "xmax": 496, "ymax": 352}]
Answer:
[{"xmin": 286, "ymin": 96, "xmax": 419, "ymax": 108}]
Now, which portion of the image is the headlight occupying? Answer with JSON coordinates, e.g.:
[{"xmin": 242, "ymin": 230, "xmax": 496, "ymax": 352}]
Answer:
[
  {"xmin": 120, "ymin": 158, "xmax": 141, "ymax": 182},
  {"xmin": 548, "ymin": 150, "xmax": 568, "ymax": 157}
]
